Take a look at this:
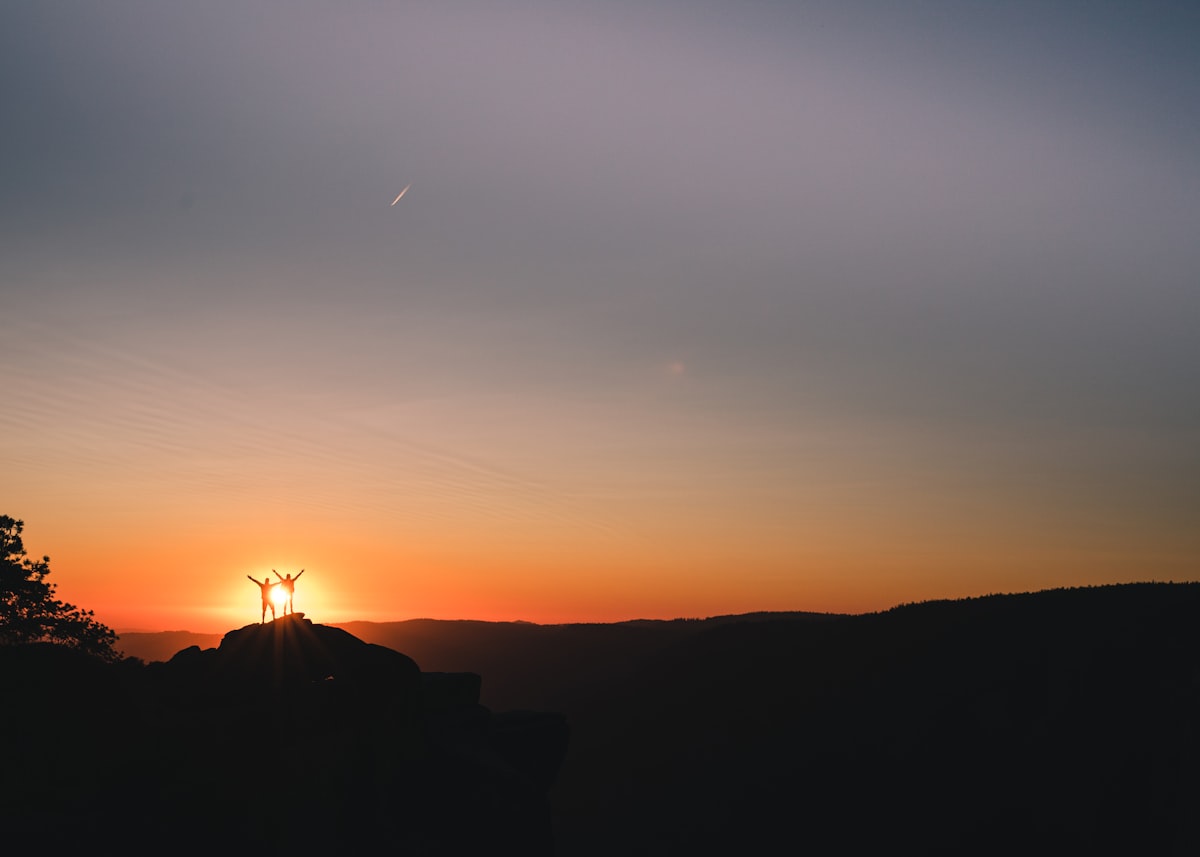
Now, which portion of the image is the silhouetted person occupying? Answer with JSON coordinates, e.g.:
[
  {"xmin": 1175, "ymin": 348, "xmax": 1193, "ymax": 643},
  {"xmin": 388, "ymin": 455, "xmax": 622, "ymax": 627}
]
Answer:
[
  {"xmin": 272, "ymin": 568, "xmax": 304, "ymax": 615},
  {"xmin": 247, "ymin": 575, "xmax": 278, "ymax": 623}
]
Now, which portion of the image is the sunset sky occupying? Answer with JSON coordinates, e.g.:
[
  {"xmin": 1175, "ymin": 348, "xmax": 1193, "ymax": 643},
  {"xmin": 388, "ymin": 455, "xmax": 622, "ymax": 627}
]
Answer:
[{"xmin": 3, "ymin": 2, "xmax": 1198, "ymax": 633}]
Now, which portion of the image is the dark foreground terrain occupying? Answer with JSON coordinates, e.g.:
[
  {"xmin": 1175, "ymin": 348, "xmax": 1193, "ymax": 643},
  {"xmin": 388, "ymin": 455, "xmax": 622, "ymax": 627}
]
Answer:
[
  {"xmin": 2, "ymin": 615, "xmax": 567, "ymax": 854},
  {"xmin": 13, "ymin": 583, "xmax": 1200, "ymax": 854}
]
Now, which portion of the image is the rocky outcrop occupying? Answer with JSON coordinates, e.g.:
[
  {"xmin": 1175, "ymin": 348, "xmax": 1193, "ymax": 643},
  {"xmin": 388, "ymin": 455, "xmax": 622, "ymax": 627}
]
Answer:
[
  {"xmin": 2, "ymin": 614, "xmax": 569, "ymax": 855},
  {"xmin": 158, "ymin": 613, "xmax": 420, "ymax": 708}
]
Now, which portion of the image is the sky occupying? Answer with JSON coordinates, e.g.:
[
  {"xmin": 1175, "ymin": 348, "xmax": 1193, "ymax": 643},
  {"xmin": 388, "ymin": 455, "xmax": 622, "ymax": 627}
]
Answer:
[{"xmin": 3, "ymin": 1, "xmax": 1198, "ymax": 633}]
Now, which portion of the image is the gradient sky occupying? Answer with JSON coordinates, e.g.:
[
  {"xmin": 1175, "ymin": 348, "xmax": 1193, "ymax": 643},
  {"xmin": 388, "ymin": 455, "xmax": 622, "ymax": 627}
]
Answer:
[{"xmin": 3, "ymin": 1, "xmax": 1198, "ymax": 633}]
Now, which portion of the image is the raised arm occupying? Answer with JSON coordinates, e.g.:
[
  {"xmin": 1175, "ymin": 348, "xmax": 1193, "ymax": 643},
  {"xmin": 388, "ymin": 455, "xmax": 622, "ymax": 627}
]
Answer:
[
  {"xmin": 247, "ymin": 575, "xmax": 260, "ymax": 585},
  {"xmin": 294, "ymin": 569, "xmax": 305, "ymax": 580},
  {"xmin": 272, "ymin": 569, "xmax": 283, "ymax": 581}
]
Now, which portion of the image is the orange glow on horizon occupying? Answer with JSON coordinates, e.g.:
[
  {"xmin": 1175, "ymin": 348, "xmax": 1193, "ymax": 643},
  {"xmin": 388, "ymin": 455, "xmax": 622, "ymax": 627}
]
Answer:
[
  {"xmin": 46, "ymin": 531, "xmax": 1198, "ymax": 636},
  {"xmin": 14, "ymin": 461, "xmax": 1200, "ymax": 635}
]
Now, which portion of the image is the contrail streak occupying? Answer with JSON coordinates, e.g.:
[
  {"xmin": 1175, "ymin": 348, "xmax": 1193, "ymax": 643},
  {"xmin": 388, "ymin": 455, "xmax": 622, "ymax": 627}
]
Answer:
[{"xmin": 390, "ymin": 183, "xmax": 411, "ymax": 206}]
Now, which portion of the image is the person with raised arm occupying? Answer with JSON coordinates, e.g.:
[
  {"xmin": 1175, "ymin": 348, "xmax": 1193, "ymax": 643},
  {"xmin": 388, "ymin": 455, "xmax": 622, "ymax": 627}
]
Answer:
[
  {"xmin": 272, "ymin": 568, "xmax": 305, "ymax": 615},
  {"xmin": 247, "ymin": 574, "xmax": 278, "ymax": 623}
]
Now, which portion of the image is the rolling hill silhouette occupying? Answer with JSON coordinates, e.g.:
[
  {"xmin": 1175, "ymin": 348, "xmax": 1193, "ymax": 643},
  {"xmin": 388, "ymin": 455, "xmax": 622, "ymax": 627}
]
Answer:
[
  {"xmin": 320, "ymin": 586, "xmax": 1199, "ymax": 853},
  {"xmin": 547, "ymin": 583, "xmax": 1200, "ymax": 854}
]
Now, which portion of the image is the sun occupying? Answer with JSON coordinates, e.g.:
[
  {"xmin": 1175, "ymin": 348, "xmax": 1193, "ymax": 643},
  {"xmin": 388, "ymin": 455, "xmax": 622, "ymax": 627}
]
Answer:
[{"xmin": 270, "ymin": 584, "xmax": 289, "ymax": 609}]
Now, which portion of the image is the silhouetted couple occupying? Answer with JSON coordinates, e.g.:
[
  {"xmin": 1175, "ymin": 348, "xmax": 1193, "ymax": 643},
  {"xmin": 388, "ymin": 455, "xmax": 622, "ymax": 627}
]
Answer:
[{"xmin": 247, "ymin": 568, "xmax": 305, "ymax": 623}]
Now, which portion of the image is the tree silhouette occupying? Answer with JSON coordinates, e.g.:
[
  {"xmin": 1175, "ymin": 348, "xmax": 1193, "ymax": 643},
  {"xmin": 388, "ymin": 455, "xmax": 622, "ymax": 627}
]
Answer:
[{"xmin": 0, "ymin": 515, "xmax": 118, "ymax": 661}]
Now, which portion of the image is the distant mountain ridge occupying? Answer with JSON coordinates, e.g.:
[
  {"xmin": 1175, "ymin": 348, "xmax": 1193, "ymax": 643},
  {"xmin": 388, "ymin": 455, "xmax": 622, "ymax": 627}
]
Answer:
[
  {"xmin": 551, "ymin": 581, "xmax": 1200, "ymax": 854},
  {"xmin": 116, "ymin": 629, "xmax": 222, "ymax": 662},
  {"xmin": 337, "ymin": 610, "xmax": 839, "ymax": 711},
  {"xmin": 116, "ymin": 610, "xmax": 834, "ymax": 667}
]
